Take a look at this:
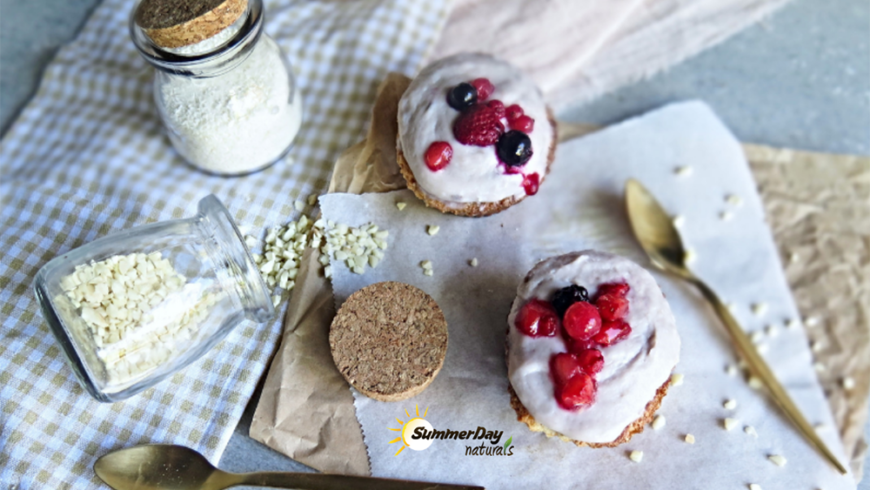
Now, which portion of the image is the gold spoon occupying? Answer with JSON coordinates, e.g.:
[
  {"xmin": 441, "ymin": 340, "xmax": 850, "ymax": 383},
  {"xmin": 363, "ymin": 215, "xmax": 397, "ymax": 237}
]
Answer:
[
  {"xmin": 94, "ymin": 444, "xmax": 484, "ymax": 490},
  {"xmin": 624, "ymin": 179, "xmax": 847, "ymax": 475}
]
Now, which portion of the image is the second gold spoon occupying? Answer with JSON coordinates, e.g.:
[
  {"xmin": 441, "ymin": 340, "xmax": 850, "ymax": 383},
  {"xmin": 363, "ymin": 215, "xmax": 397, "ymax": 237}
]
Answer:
[{"xmin": 624, "ymin": 178, "xmax": 847, "ymax": 475}]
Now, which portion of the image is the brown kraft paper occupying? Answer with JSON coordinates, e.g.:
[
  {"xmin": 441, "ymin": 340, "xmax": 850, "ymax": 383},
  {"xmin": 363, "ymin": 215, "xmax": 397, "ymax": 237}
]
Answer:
[{"xmin": 250, "ymin": 73, "xmax": 870, "ymax": 480}]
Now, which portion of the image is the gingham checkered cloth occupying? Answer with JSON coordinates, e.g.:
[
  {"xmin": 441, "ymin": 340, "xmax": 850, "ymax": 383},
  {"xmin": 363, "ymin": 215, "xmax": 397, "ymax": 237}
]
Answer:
[{"xmin": 0, "ymin": 0, "xmax": 447, "ymax": 487}]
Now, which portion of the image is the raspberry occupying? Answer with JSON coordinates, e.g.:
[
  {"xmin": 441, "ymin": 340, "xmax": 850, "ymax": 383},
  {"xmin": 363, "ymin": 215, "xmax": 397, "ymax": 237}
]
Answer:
[
  {"xmin": 515, "ymin": 299, "xmax": 559, "ymax": 337},
  {"xmin": 556, "ymin": 372, "xmax": 597, "ymax": 409},
  {"xmin": 522, "ymin": 173, "xmax": 540, "ymax": 195},
  {"xmin": 575, "ymin": 348, "xmax": 604, "ymax": 375},
  {"xmin": 592, "ymin": 320, "xmax": 632, "ymax": 346},
  {"xmin": 511, "ymin": 115, "xmax": 535, "ymax": 133},
  {"xmin": 550, "ymin": 353, "xmax": 583, "ymax": 386},
  {"xmin": 563, "ymin": 301, "xmax": 602, "ymax": 340},
  {"xmin": 453, "ymin": 104, "xmax": 505, "ymax": 146},
  {"xmin": 486, "ymin": 99, "xmax": 506, "ymax": 118},
  {"xmin": 595, "ymin": 293, "xmax": 628, "ymax": 321},
  {"xmin": 471, "ymin": 78, "xmax": 495, "ymax": 101},
  {"xmin": 596, "ymin": 282, "xmax": 630, "ymax": 298},
  {"xmin": 424, "ymin": 141, "xmax": 452, "ymax": 171},
  {"xmin": 506, "ymin": 104, "xmax": 524, "ymax": 122},
  {"xmin": 566, "ymin": 337, "xmax": 596, "ymax": 355}
]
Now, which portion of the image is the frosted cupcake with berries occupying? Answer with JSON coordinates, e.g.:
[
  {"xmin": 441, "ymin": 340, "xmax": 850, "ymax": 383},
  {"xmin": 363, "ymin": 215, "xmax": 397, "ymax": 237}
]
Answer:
[
  {"xmin": 507, "ymin": 250, "xmax": 680, "ymax": 447},
  {"xmin": 397, "ymin": 53, "xmax": 556, "ymax": 217}
]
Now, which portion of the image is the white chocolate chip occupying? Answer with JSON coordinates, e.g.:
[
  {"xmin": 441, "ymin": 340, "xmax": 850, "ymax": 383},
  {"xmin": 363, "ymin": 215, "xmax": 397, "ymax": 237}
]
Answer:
[
  {"xmin": 719, "ymin": 210, "xmax": 733, "ymax": 221},
  {"xmin": 674, "ymin": 165, "xmax": 693, "ymax": 176},
  {"xmin": 805, "ymin": 316, "xmax": 819, "ymax": 327},
  {"xmin": 670, "ymin": 373, "xmax": 684, "ymax": 387},
  {"xmin": 748, "ymin": 376, "xmax": 763, "ymax": 390},
  {"xmin": 744, "ymin": 425, "xmax": 758, "ymax": 437},
  {"xmin": 307, "ymin": 195, "xmax": 317, "ymax": 206},
  {"xmin": 427, "ymin": 225, "xmax": 440, "ymax": 236},
  {"xmin": 652, "ymin": 415, "xmax": 666, "ymax": 430},
  {"xmin": 396, "ymin": 202, "xmax": 406, "ymax": 211},
  {"xmin": 423, "ymin": 268, "xmax": 434, "ymax": 277},
  {"xmin": 629, "ymin": 450, "xmax": 643, "ymax": 463},
  {"xmin": 271, "ymin": 295, "xmax": 281, "ymax": 307},
  {"xmin": 723, "ymin": 418, "xmax": 739, "ymax": 431},
  {"xmin": 672, "ymin": 215, "xmax": 685, "ymax": 228},
  {"xmin": 420, "ymin": 260, "xmax": 433, "ymax": 270},
  {"xmin": 294, "ymin": 200, "xmax": 305, "ymax": 211},
  {"xmin": 723, "ymin": 399, "xmax": 737, "ymax": 410},
  {"xmin": 813, "ymin": 362, "xmax": 826, "ymax": 373},
  {"xmin": 684, "ymin": 434, "xmax": 695, "ymax": 444},
  {"xmin": 789, "ymin": 252, "xmax": 800, "ymax": 263},
  {"xmin": 756, "ymin": 343, "xmax": 769, "ymax": 354},
  {"xmin": 725, "ymin": 364, "xmax": 739, "ymax": 376},
  {"xmin": 768, "ymin": 454, "xmax": 787, "ymax": 467},
  {"xmin": 750, "ymin": 331, "xmax": 765, "ymax": 344},
  {"xmin": 683, "ymin": 248, "xmax": 696, "ymax": 264},
  {"xmin": 469, "ymin": 258, "xmax": 478, "ymax": 267},
  {"xmin": 749, "ymin": 484, "xmax": 762, "ymax": 490},
  {"xmin": 751, "ymin": 302, "xmax": 768, "ymax": 316},
  {"xmin": 725, "ymin": 194, "xmax": 743, "ymax": 206},
  {"xmin": 842, "ymin": 377, "xmax": 855, "ymax": 391}
]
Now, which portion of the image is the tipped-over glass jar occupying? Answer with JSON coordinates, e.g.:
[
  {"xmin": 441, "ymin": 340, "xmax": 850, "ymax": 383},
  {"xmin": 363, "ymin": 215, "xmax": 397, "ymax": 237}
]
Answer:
[
  {"xmin": 34, "ymin": 195, "xmax": 274, "ymax": 402},
  {"xmin": 130, "ymin": 0, "xmax": 302, "ymax": 176}
]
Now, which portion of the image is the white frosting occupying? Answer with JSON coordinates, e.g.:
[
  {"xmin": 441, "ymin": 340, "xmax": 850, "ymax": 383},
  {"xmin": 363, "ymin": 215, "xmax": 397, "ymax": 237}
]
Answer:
[
  {"xmin": 507, "ymin": 251, "xmax": 680, "ymax": 443},
  {"xmin": 397, "ymin": 53, "xmax": 553, "ymax": 206}
]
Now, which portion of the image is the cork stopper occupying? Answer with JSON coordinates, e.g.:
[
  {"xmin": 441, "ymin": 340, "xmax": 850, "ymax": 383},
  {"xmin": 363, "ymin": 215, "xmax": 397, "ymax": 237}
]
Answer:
[
  {"xmin": 134, "ymin": 0, "xmax": 248, "ymax": 49},
  {"xmin": 329, "ymin": 282, "xmax": 449, "ymax": 402}
]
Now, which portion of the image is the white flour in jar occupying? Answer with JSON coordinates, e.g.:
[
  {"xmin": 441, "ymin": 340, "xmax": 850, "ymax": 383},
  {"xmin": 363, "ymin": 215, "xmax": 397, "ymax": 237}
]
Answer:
[{"xmin": 157, "ymin": 35, "xmax": 302, "ymax": 174}]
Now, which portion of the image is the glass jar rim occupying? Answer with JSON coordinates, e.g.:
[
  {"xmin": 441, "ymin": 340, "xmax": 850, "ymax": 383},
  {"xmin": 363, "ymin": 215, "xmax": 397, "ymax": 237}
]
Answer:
[{"xmin": 129, "ymin": 0, "xmax": 264, "ymax": 77}]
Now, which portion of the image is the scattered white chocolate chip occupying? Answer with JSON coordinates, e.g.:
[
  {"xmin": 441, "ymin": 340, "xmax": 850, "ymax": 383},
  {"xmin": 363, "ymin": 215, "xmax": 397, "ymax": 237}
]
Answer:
[
  {"xmin": 765, "ymin": 324, "xmax": 778, "ymax": 337},
  {"xmin": 684, "ymin": 434, "xmax": 695, "ymax": 444},
  {"xmin": 683, "ymin": 248, "xmax": 696, "ymax": 264},
  {"xmin": 785, "ymin": 318, "xmax": 797, "ymax": 329},
  {"xmin": 768, "ymin": 454, "xmax": 787, "ymax": 467},
  {"xmin": 725, "ymin": 193, "xmax": 743, "ymax": 206},
  {"xmin": 423, "ymin": 268, "xmax": 434, "ymax": 277},
  {"xmin": 294, "ymin": 200, "xmax": 305, "ymax": 211},
  {"xmin": 672, "ymin": 215, "xmax": 685, "ymax": 228},
  {"xmin": 271, "ymin": 295, "xmax": 282, "ymax": 307},
  {"xmin": 750, "ymin": 331, "xmax": 765, "ymax": 344},
  {"xmin": 469, "ymin": 258, "xmax": 478, "ymax": 267},
  {"xmin": 396, "ymin": 202, "xmax": 407, "ymax": 211},
  {"xmin": 789, "ymin": 252, "xmax": 800, "ymax": 263},
  {"xmin": 652, "ymin": 415, "xmax": 666, "ymax": 430},
  {"xmin": 629, "ymin": 450, "xmax": 643, "ymax": 463},
  {"xmin": 719, "ymin": 210, "xmax": 733, "ymax": 221},
  {"xmin": 749, "ymin": 484, "xmax": 762, "ymax": 490},
  {"xmin": 427, "ymin": 225, "xmax": 440, "ymax": 236},
  {"xmin": 810, "ymin": 340, "xmax": 822, "ymax": 353},
  {"xmin": 723, "ymin": 399, "xmax": 737, "ymax": 410},
  {"xmin": 420, "ymin": 260, "xmax": 433, "ymax": 269},
  {"xmin": 814, "ymin": 423, "xmax": 828, "ymax": 431},
  {"xmin": 726, "ymin": 302, "xmax": 737, "ymax": 313},
  {"xmin": 670, "ymin": 373, "xmax": 684, "ymax": 387},
  {"xmin": 744, "ymin": 425, "xmax": 758, "ymax": 437},
  {"xmin": 842, "ymin": 377, "xmax": 855, "ymax": 391},
  {"xmin": 756, "ymin": 343, "xmax": 769, "ymax": 354},
  {"xmin": 723, "ymin": 418, "xmax": 739, "ymax": 431},
  {"xmin": 307, "ymin": 195, "xmax": 318, "ymax": 206},
  {"xmin": 674, "ymin": 165, "xmax": 693, "ymax": 176},
  {"xmin": 748, "ymin": 376, "xmax": 763, "ymax": 390},
  {"xmin": 751, "ymin": 302, "xmax": 768, "ymax": 316},
  {"xmin": 805, "ymin": 316, "xmax": 819, "ymax": 327},
  {"xmin": 725, "ymin": 364, "xmax": 739, "ymax": 376},
  {"xmin": 813, "ymin": 362, "xmax": 826, "ymax": 373}
]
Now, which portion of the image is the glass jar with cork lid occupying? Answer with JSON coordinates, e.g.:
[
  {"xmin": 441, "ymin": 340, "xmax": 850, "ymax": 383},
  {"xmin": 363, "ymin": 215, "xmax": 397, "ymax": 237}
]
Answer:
[{"xmin": 130, "ymin": 0, "xmax": 302, "ymax": 176}]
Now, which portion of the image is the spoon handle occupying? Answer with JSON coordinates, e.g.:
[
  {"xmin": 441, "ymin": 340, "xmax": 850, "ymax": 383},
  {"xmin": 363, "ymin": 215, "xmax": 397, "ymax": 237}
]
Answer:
[
  {"xmin": 692, "ymin": 278, "xmax": 848, "ymax": 475},
  {"xmin": 236, "ymin": 472, "xmax": 484, "ymax": 490}
]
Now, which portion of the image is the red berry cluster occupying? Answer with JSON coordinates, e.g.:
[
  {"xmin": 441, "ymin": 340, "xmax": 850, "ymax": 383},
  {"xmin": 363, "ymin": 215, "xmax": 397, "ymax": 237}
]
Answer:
[
  {"xmin": 515, "ymin": 282, "xmax": 632, "ymax": 410},
  {"xmin": 425, "ymin": 78, "xmax": 539, "ymax": 196}
]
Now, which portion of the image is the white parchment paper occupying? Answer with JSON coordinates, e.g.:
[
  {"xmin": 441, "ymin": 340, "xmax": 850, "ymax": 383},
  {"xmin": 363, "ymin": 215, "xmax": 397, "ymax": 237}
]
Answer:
[{"xmin": 320, "ymin": 101, "xmax": 855, "ymax": 490}]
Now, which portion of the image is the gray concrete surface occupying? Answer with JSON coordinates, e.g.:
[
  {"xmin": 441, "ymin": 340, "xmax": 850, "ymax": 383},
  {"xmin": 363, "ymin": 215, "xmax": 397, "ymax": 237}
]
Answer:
[{"xmin": 1, "ymin": 0, "xmax": 868, "ymax": 486}]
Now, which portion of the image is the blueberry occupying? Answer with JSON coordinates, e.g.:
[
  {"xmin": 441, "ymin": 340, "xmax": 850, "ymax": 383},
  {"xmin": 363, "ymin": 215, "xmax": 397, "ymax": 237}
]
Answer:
[
  {"xmin": 552, "ymin": 285, "xmax": 589, "ymax": 317},
  {"xmin": 497, "ymin": 130, "xmax": 533, "ymax": 167},
  {"xmin": 447, "ymin": 83, "xmax": 478, "ymax": 110}
]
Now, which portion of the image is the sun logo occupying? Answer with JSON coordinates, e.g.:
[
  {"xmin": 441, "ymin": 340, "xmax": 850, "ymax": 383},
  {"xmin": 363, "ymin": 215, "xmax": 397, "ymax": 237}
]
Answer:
[{"xmin": 388, "ymin": 405, "xmax": 433, "ymax": 456}]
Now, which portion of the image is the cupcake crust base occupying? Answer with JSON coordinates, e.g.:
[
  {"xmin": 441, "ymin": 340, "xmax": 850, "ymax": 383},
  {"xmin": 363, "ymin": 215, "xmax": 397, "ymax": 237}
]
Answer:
[{"xmin": 508, "ymin": 378, "xmax": 671, "ymax": 448}]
